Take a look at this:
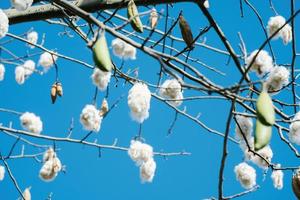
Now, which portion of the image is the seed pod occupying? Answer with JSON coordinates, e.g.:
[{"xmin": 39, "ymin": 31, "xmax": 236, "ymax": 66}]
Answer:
[
  {"xmin": 256, "ymin": 90, "xmax": 275, "ymax": 126},
  {"xmin": 179, "ymin": 14, "xmax": 194, "ymax": 49},
  {"xmin": 92, "ymin": 32, "xmax": 113, "ymax": 72},
  {"xmin": 127, "ymin": 0, "xmax": 143, "ymax": 33},
  {"xmin": 51, "ymin": 83, "xmax": 57, "ymax": 104},
  {"xmin": 149, "ymin": 8, "xmax": 158, "ymax": 29},
  {"xmin": 254, "ymin": 119, "xmax": 272, "ymax": 151},
  {"xmin": 22, "ymin": 187, "xmax": 31, "ymax": 200},
  {"xmin": 56, "ymin": 82, "xmax": 63, "ymax": 97},
  {"xmin": 292, "ymin": 169, "xmax": 300, "ymax": 199},
  {"xmin": 99, "ymin": 98, "xmax": 109, "ymax": 117}
]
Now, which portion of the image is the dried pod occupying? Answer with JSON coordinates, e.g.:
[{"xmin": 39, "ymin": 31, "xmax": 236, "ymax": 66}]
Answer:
[
  {"xmin": 127, "ymin": 0, "xmax": 144, "ymax": 33},
  {"xmin": 56, "ymin": 82, "xmax": 63, "ymax": 97},
  {"xmin": 179, "ymin": 14, "xmax": 194, "ymax": 49},
  {"xmin": 51, "ymin": 83, "xmax": 57, "ymax": 104},
  {"xmin": 149, "ymin": 8, "xmax": 158, "ymax": 29},
  {"xmin": 22, "ymin": 187, "xmax": 31, "ymax": 200},
  {"xmin": 256, "ymin": 89, "xmax": 275, "ymax": 126},
  {"xmin": 99, "ymin": 98, "xmax": 109, "ymax": 117},
  {"xmin": 92, "ymin": 32, "xmax": 113, "ymax": 72},
  {"xmin": 254, "ymin": 119, "xmax": 272, "ymax": 151},
  {"xmin": 292, "ymin": 169, "xmax": 300, "ymax": 199}
]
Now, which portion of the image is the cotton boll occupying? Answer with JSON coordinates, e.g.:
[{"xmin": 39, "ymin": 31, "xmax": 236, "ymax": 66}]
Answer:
[
  {"xmin": 0, "ymin": 165, "xmax": 5, "ymax": 181},
  {"xmin": 27, "ymin": 31, "xmax": 38, "ymax": 49},
  {"xmin": 267, "ymin": 15, "xmax": 286, "ymax": 39},
  {"xmin": 140, "ymin": 158, "xmax": 156, "ymax": 183},
  {"xmin": 11, "ymin": 0, "xmax": 33, "ymax": 11},
  {"xmin": 159, "ymin": 79, "xmax": 183, "ymax": 107},
  {"xmin": 23, "ymin": 60, "xmax": 36, "ymax": 76},
  {"xmin": 91, "ymin": 68, "xmax": 111, "ymax": 91},
  {"xmin": 22, "ymin": 187, "xmax": 31, "ymax": 200},
  {"xmin": 251, "ymin": 145, "xmax": 273, "ymax": 169},
  {"xmin": 265, "ymin": 66, "xmax": 289, "ymax": 94},
  {"xmin": 38, "ymin": 52, "xmax": 57, "ymax": 71},
  {"xmin": 43, "ymin": 148, "xmax": 56, "ymax": 162},
  {"xmin": 20, "ymin": 112, "xmax": 43, "ymax": 134},
  {"xmin": 0, "ymin": 64, "xmax": 5, "ymax": 81},
  {"xmin": 235, "ymin": 115, "xmax": 253, "ymax": 141},
  {"xmin": 128, "ymin": 83, "xmax": 151, "ymax": 123},
  {"xmin": 271, "ymin": 164, "xmax": 284, "ymax": 190},
  {"xmin": 245, "ymin": 50, "xmax": 273, "ymax": 76},
  {"xmin": 80, "ymin": 104, "xmax": 102, "ymax": 132},
  {"xmin": 53, "ymin": 157, "xmax": 62, "ymax": 173},
  {"xmin": 111, "ymin": 38, "xmax": 136, "ymax": 60},
  {"xmin": 234, "ymin": 162, "xmax": 256, "ymax": 189},
  {"xmin": 0, "ymin": 9, "xmax": 9, "ymax": 39},
  {"xmin": 281, "ymin": 24, "xmax": 292, "ymax": 45},
  {"xmin": 39, "ymin": 160, "xmax": 57, "ymax": 182},
  {"xmin": 289, "ymin": 112, "xmax": 300, "ymax": 145},
  {"xmin": 15, "ymin": 66, "xmax": 26, "ymax": 85},
  {"xmin": 204, "ymin": 0, "xmax": 209, "ymax": 8},
  {"xmin": 128, "ymin": 140, "xmax": 153, "ymax": 165}
]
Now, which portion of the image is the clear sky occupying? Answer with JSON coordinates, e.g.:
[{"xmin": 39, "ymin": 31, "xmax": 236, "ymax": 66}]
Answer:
[{"xmin": 0, "ymin": 0, "xmax": 299, "ymax": 199}]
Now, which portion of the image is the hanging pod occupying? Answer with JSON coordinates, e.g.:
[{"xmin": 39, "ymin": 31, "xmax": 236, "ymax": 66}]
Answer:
[
  {"xmin": 127, "ymin": 0, "xmax": 143, "ymax": 33},
  {"xmin": 50, "ymin": 83, "xmax": 57, "ymax": 104},
  {"xmin": 256, "ymin": 90, "xmax": 275, "ymax": 126},
  {"xmin": 149, "ymin": 8, "xmax": 158, "ymax": 29},
  {"xmin": 254, "ymin": 119, "xmax": 272, "ymax": 150},
  {"xmin": 292, "ymin": 169, "xmax": 300, "ymax": 199},
  {"xmin": 92, "ymin": 32, "xmax": 113, "ymax": 72},
  {"xmin": 179, "ymin": 14, "xmax": 194, "ymax": 49}
]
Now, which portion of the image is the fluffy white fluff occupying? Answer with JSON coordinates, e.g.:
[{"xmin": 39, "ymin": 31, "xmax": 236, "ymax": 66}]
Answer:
[
  {"xmin": 22, "ymin": 187, "xmax": 31, "ymax": 200},
  {"xmin": 271, "ymin": 164, "xmax": 284, "ymax": 190},
  {"xmin": 159, "ymin": 79, "xmax": 183, "ymax": 107},
  {"xmin": 23, "ymin": 60, "xmax": 35, "ymax": 76},
  {"xmin": 0, "ymin": 9, "xmax": 9, "ymax": 39},
  {"xmin": 26, "ymin": 31, "xmax": 38, "ymax": 49},
  {"xmin": 0, "ymin": 64, "xmax": 5, "ymax": 81},
  {"xmin": 289, "ymin": 112, "xmax": 300, "ymax": 145},
  {"xmin": 204, "ymin": 0, "xmax": 209, "ymax": 8},
  {"xmin": 128, "ymin": 83, "xmax": 151, "ymax": 123},
  {"xmin": 128, "ymin": 140, "xmax": 153, "ymax": 165},
  {"xmin": 265, "ymin": 66, "xmax": 289, "ymax": 94},
  {"xmin": 39, "ymin": 156, "xmax": 62, "ymax": 182},
  {"xmin": 234, "ymin": 162, "xmax": 256, "ymax": 189},
  {"xmin": 43, "ymin": 148, "xmax": 56, "ymax": 162},
  {"xmin": 111, "ymin": 38, "xmax": 136, "ymax": 60},
  {"xmin": 267, "ymin": 15, "xmax": 292, "ymax": 45},
  {"xmin": 91, "ymin": 68, "xmax": 111, "ymax": 91},
  {"xmin": 0, "ymin": 165, "xmax": 5, "ymax": 181},
  {"xmin": 80, "ymin": 104, "xmax": 102, "ymax": 132},
  {"xmin": 140, "ymin": 158, "xmax": 156, "ymax": 183},
  {"xmin": 15, "ymin": 66, "xmax": 26, "ymax": 85},
  {"xmin": 245, "ymin": 50, "xmax": 273, "ymax": 76},
  {"xmin": 38, "ymin": 52, "xmax": 57, "ymax": 71},
  {"xmin": 20, "ymin": 112, "xmax": 43, "ymax": 134},
  {"xmin": 251, "ymin": 145, "xmax": 273, "ymax": 169},
  {"xmin": 11, "ymin": 0, "xmax": 33, "ymax": 11},
  {"xmin": 235, "ymin": 115, "xmax": 253, "ymax": 141}
]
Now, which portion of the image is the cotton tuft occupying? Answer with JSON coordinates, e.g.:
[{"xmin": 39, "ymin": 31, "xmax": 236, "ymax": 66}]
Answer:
[
  {"xmin": 91, "ymin": 68, "xmax": 111, "ymax": 91},
  {"xmin": 128, "ymin": 83, "xmax": 151, "ymax": 123},
  {"xmin": 140, "ymin": 158, "xmax": 156, "ymax": 183},
  {"xmin": 80, "ymin": 104, "xmax": 102, "ymax": 132},
  {"xmin": 22, "ymin": 187, "xmax": 31, "ymax": 200},
  {"xmin": 265, "ymin": 66, "xmax": 289, "ymax": 94},
  {"xmin": 159, "ymin": 79, "xmax": 183, "ymax": 107},
  {"xmin": 26, "ymin": 31, "xmax": 38, "ymax": 49},
  {"xmin": 251, "ymin": 145, "xmax": 273, "ymax": 169},
  {"xmin": 235, "ymin": 115, "xmax": 253, "ymax": 141},
  {"xmin": 245, "ymin": 50, "xmax": 273, "ymax": 76},
  {"xmin": 267, "ymin": 15, "xmax": 292, "ymax": 45},
  {"xmin": 289, "ymin": 112, "xmax": 300, "ymax": 145},
  {"xmin": 20, "ymin": 112, "xmax": 43, "ymax": 134},
  {"xmin": 111, "ymin": 38, "xmax": 136, "ymax": 60},
  {"xmin": 23, "ymin": 60, "xmax": 36, "ymax": 76},
  {"xmin": 0, "ymin": 64, "xmax": 5, "ymax": 81},
  {"xmin": 234, "ymin": 162, "xmax": 256, "ymax": 189},
  {"xmin": 39, "ymin": 52, "xmax": 58, "ymax": 71},
  {"xmin": 204, "ymin": 0, "xmax": 209, "ymax": 8},
  {"xmin": 0, "ymin": 165, "xmax": 5, "ymax": 181},
  {"xmin": 15, "ymin": 66, "xmax": 26, "ymax": 85},
  {"xmin": 128, "ymin": 140, "xmax": 153, "ymax": 165},
  {"xmin": 271, "ymin": 164, "xmax": 284, "ymax": 190},
  {"xmin": 40, "ymin": 148, "xmax": 62, "ymax": 182},
  {"xmin": 0, "ymin": 9, "xmax": 9, "ymax": 39},
  {"xmin": 11, "ymin": 0, "xmax": 33, "ymax": 11}
]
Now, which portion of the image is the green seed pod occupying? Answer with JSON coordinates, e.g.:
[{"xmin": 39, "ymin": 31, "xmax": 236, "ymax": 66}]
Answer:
[
  {"xmin": 254, "ymin": 119, "xmax": 272, "ymax": 151},
  {"xmin": 92, "ymin": 33, "xmax": 113, "ymax": 72},
  {"xmin": 292, "ymin": 169, "xmax": 300, "ymax": 199},
  {"xmin": 256, "ymin": 90, "xmax": 275, "ymax": 126},
  {"xmin": 179, "ymin": 14, "xmax": 194, "ymax": 49},
  {"xmin": 127, "ymin": 0, "xmax": 143, "ymax": 33}
]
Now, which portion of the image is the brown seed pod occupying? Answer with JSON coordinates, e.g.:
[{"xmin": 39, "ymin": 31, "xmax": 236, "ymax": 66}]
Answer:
[
  {"xmin": 99, "ymin": 98, "xmax": 109, "ymax": 117},
  {"xmin": 51, "ymin": 83, "xmax": 57, "ymax": 104},
  {"xmin": 179, "ymin": 14, "xmax": 194, "ymax": 49},
  {"xmin": 56, "ymin": 82, "xmax": 63, "ymax": 97},
  {"xmin": 292, "ymin": 169, "xmax": 300, "ymax": 199},
  {"xmin": 149, "ymin": 8, "xmax": 158, "ymax": 29}
]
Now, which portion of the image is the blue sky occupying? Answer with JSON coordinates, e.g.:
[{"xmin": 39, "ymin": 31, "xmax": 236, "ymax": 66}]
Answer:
[{"xmin": 0, "ymin": 0, "xmax": 299, "ymax": 199}]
